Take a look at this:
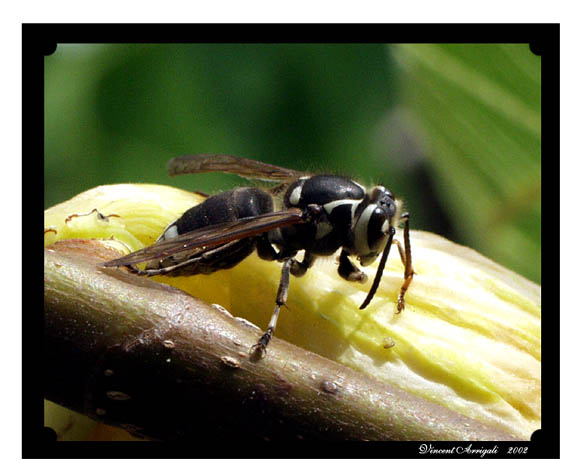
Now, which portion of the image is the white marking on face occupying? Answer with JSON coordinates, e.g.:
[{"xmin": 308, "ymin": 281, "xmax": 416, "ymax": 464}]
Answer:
[
  {"xmin": 381, "ymin": 219, "xmax": 390, "ymax": 234},
  {"xmin": 289, "ymin": 183, "xmax": 304, "ymax": 206},
  {"xmin": 354, "ymin": 204, "xmax": 377, "ymax": 256}
]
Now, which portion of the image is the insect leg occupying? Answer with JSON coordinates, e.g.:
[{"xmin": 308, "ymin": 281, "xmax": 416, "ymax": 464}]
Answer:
[
  {"xmin": 289, "ymin": 250, "xmax": 315, "ymax": 277},
  {"xmin": 337, "ymin": 249, "xmax": 368, "ymax": 283},
  {"xmin": 396, "ymin": 212, "xmax": 415, "ymax": 313},
  {"xmin": 251, "ymin": 257, "xmax": 293, "ymax": 357},
  {"xmin": 120, "ymin": 240, "xmax": 252, "ymax": 277},
  {"xmin": 256, "ymin": 236, "xmax": 281, "ymax": 261},
  {"xmin": 120, "ymin": 254, "xmax": 205, "ymax": 276},
  {"xmin": 257, "ymin": 236, "xmax": 315, "ymax": 276},
  {"xmin": 393, "ymin": 239, "xmax": 406, "ymax": 265}
]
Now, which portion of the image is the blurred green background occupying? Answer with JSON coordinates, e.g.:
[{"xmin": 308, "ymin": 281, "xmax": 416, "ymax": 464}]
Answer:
[{"xmin": 44, "ymin": 44, "xmax": 541, "ymax": 283}]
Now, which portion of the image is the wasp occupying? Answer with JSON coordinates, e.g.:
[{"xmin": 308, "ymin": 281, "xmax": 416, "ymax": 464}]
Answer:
[{"xmin": 103, "ymin": 154, "xmax": 415, "ymax": 356}]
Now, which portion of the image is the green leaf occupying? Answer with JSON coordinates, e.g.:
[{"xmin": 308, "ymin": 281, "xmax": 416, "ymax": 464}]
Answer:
[{"xmin": 392, "ymin": 44, "xmax": 541, "ymax": 283}]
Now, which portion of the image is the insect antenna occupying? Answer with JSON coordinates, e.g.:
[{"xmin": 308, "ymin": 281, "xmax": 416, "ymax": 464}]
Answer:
[{"xmin": 359, "ymin": 226, "xmax": 395, "ymax": 310}]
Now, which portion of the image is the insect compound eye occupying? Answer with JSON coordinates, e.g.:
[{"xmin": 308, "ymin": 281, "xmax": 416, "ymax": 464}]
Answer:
[{"xmin": 367, "ymin": 206, "xmax": 389, "ymax": 252}]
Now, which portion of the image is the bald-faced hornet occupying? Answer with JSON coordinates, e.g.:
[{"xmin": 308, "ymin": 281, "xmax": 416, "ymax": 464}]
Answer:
[{"xmin": 103, "ymin": 155, "xmax": 415, "ymax": 356}]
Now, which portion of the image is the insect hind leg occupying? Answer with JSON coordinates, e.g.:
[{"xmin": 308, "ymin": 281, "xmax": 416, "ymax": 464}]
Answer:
[
  {"xmin": 123, "ymin": 254, "xmax": 206, "ymax": 277},
  {"xmin": 126, "ymin": 240, "xmax": 257, "ymax": 277}
]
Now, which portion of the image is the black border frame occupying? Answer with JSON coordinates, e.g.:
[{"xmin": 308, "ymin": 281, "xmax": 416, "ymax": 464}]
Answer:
[{"xmin": 29, "ymin": 23, "xmax": 559, "ymax": 458}]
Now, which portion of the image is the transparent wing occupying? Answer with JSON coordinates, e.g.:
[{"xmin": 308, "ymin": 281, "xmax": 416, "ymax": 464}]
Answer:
[
  {"xmin": 167, "ymin": 154, "xmax": 307, "ymax": 182},
  {"xmin": 102, "ymin": 208, "xmax": 305, "ymax": 268}
]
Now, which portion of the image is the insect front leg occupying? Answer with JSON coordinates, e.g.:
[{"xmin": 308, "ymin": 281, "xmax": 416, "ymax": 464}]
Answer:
[
  {"xmin": 338, "ymin": 249, "xmax": 368, "ymax": 283},
  {"xmin": 395, "ymin": 212, "xmax": 415, "ymax": 312}
]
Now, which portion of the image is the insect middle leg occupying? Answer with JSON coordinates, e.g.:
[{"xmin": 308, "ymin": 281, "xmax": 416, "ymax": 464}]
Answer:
[{"xmin": 257, "ymin": 236, "xmax": 316, "ymax": 276}]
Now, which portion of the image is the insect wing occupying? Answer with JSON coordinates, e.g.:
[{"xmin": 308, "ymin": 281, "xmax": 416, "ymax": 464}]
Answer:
[
  {"xmin": 102, "ymin": 208, "xmax": 305, "ymax": 268},
  {"xmin": 167, "ymin": 154, "xmax": 307, "ymax": 182}
]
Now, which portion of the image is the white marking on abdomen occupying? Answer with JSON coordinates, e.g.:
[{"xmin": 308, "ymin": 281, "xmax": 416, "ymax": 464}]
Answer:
[{"xmin": 159, "ymin": 223, "xmax": 179, "ymax": 242}]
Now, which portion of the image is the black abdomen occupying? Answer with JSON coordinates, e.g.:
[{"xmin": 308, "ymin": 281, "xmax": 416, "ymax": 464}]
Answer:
[
  {"xmin": 174, "ymin": 187, "xmax": 274, "ymax": 233},
  {"xmin": 149, "ymin": 187, "xmax": 274, "ymax": 276}
]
